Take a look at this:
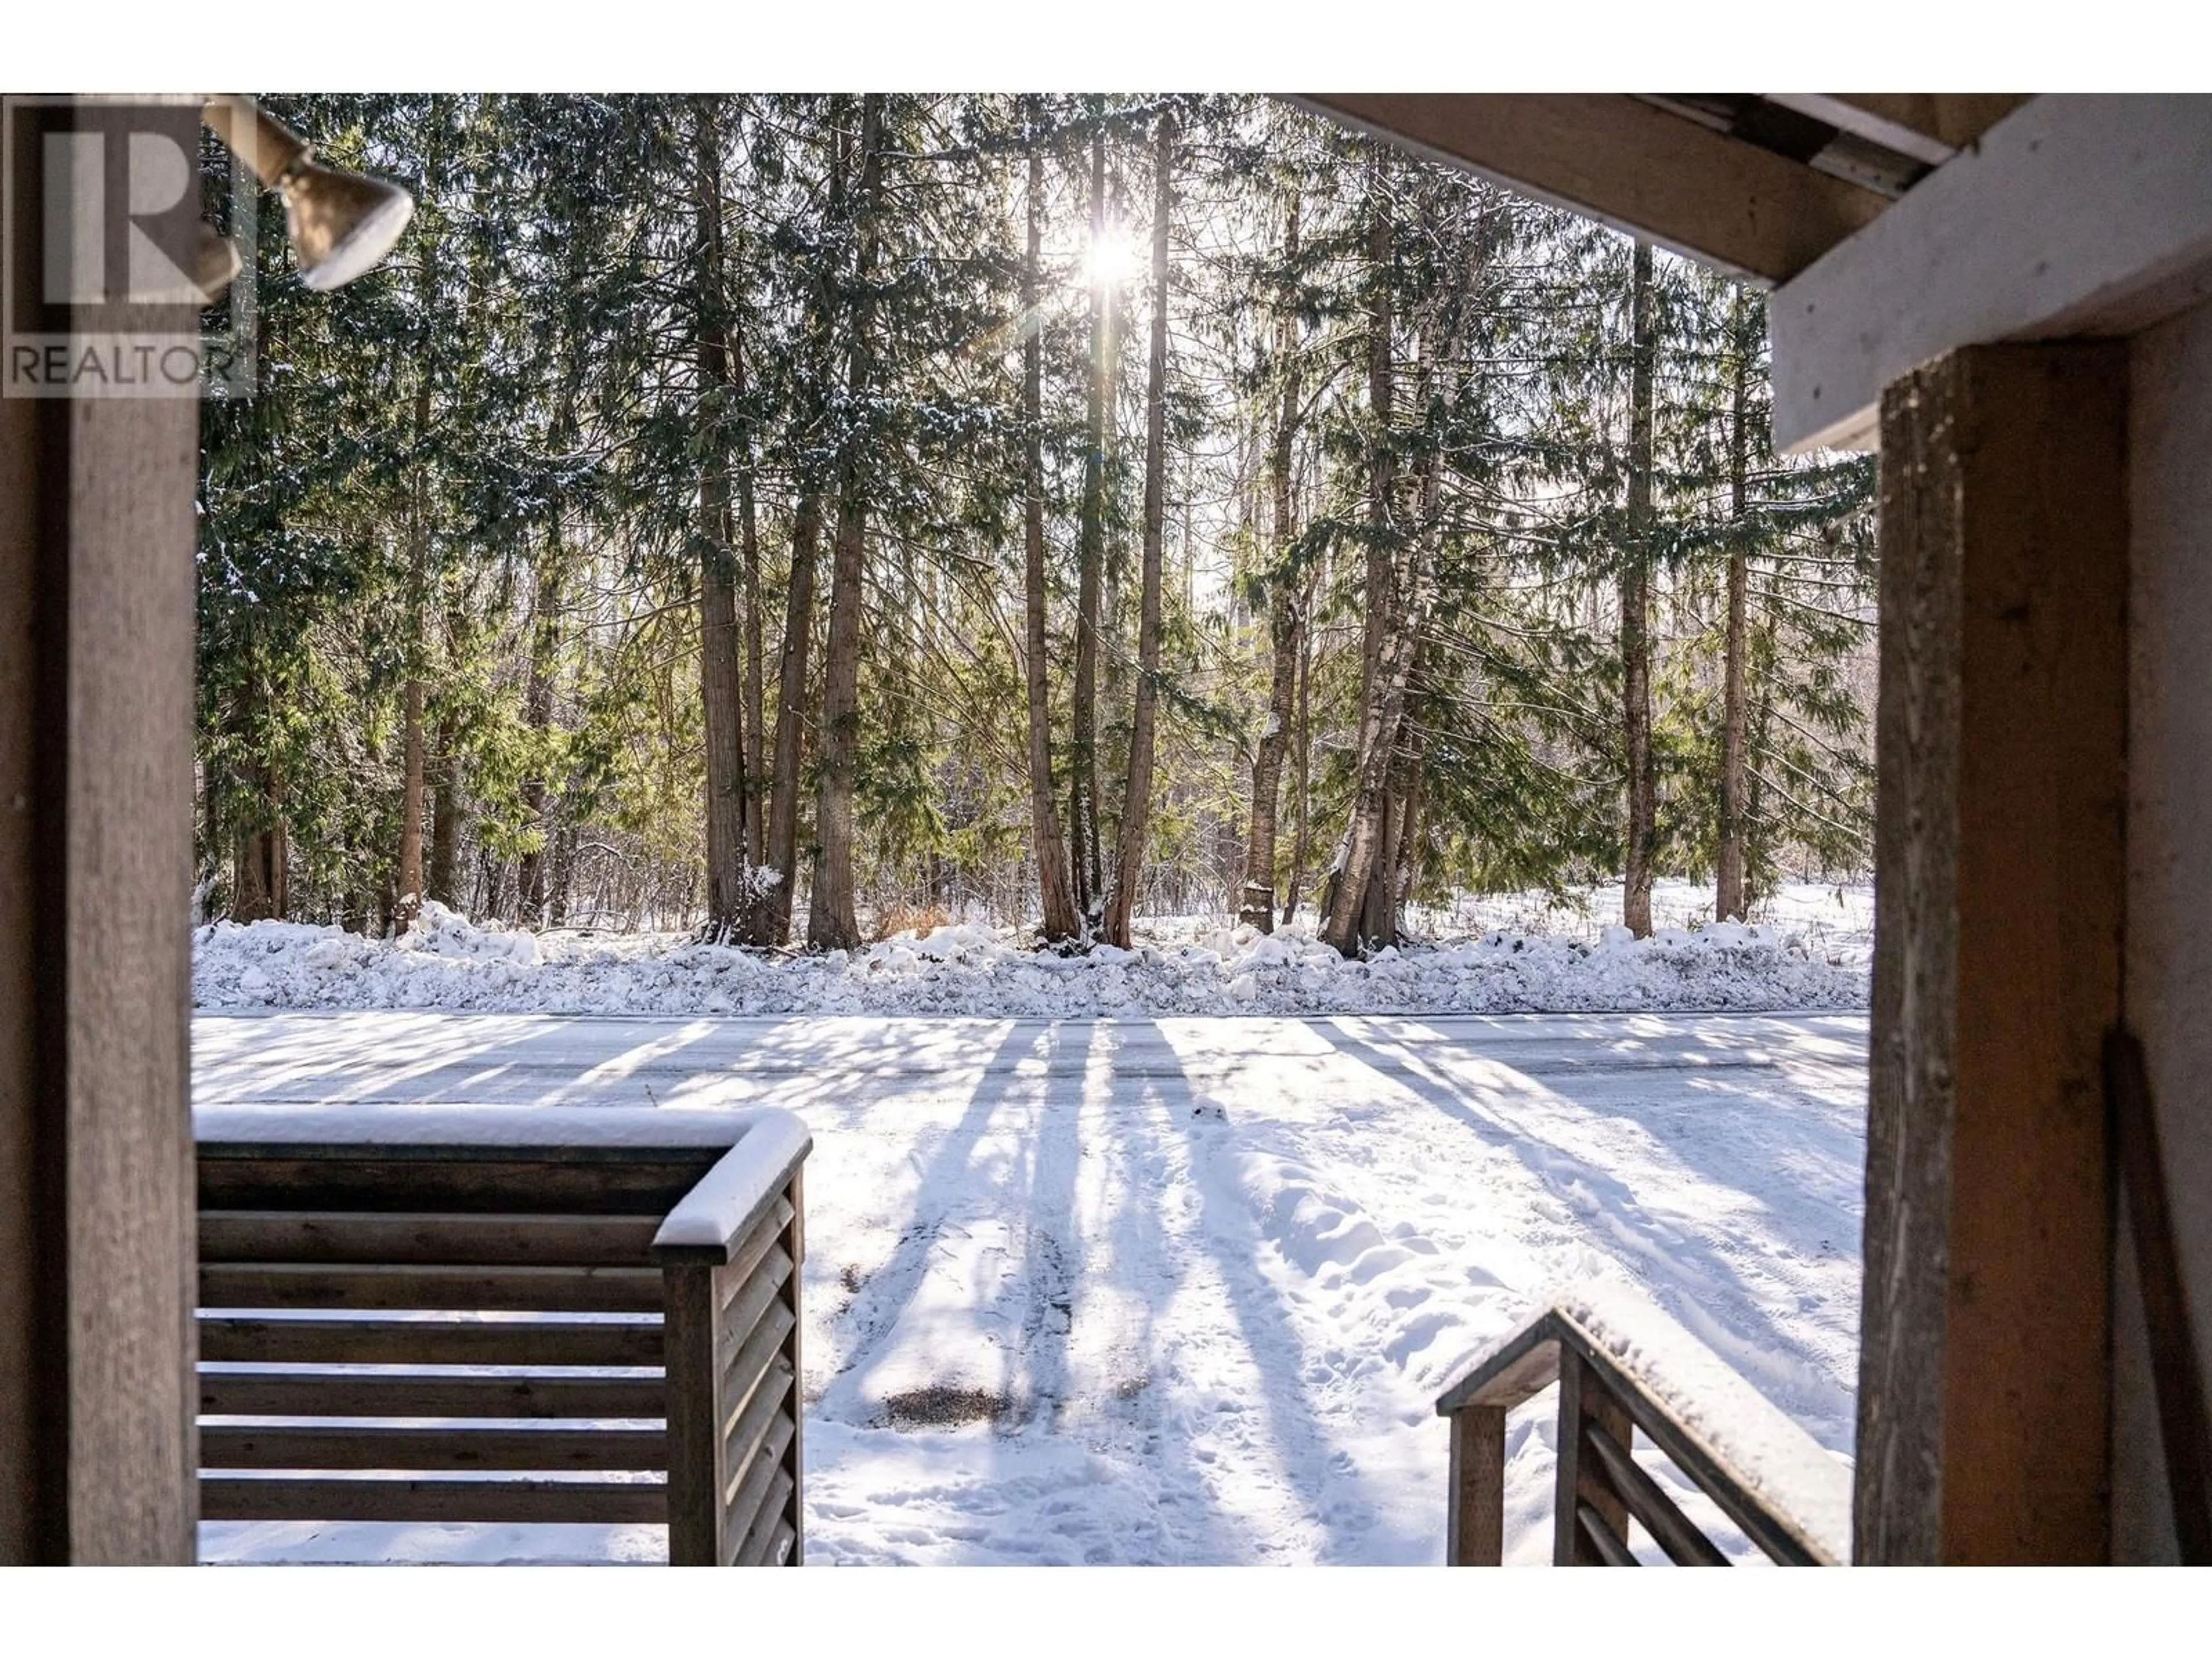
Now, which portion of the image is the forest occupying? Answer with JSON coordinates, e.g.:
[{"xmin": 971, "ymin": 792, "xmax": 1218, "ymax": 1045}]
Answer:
[{"xmin": 195, "ymin": 93, "xmax": 1877, "ymax": 957}]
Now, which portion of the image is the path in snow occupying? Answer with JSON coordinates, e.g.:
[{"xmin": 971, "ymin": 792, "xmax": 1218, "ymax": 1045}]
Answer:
[{"xmin": 194, "ymin": 1010, "xmax": 1868, "ymax": 1566}]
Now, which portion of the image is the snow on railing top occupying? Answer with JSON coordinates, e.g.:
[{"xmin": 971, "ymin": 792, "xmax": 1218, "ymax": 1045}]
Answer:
[
  {"xmin": 194, "ymin": 1101, "xmax": 815, "ymax": 1267},
  {"xmin": 651, "ymin": 1108, "xmax": 812, "ymax": 1258},
  {"xmin": 192, "ymin": 1101, "xmax": 783, "ymax": 1149},
  {"xmin": 1437, "ymin": 1279, "xmax": 1853, "ymax": 1565}
]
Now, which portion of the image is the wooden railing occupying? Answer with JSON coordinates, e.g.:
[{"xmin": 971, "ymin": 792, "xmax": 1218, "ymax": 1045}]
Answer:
[
  {"xmin": 195, "ymin": 1105, "xmax": 810, "ymax": 1566},
  {"xmin": 1435, "ymin": 1293, "xmax": 1851, "ymax": 1566}
]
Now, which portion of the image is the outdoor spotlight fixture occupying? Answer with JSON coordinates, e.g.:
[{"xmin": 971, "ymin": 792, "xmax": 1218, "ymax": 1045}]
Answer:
[
  {"xmin": 196, "ymin": 221, "xmax": 244, "ymax": 298},
  {"xmin": 201, "ymin": 94, "xmax": 414, "ymax": 293}
]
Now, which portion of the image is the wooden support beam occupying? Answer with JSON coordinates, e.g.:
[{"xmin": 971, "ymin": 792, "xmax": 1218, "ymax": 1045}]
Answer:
[
  {"xmin": 1773, "ymin": 95, "xmax": 2212, "ymax": 452},
  {"xmin": 1857, "ymin": 343, "xmax": 2127, "ymax": 1563},
  {"xmin": 1764, "ymin": 94, "xmax": 2029, "ymax": 168},
  {"xmin": 1296, "ymin": 93, "xmax": 1888, "ymax": 285},
  {"xmin": 0, "ymin": 97, "xmax": 200, "ymax": 1563}
]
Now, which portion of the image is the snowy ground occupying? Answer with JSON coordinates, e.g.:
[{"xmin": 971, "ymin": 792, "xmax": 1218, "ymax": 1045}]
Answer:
[
  {"xmin": 192, "ymin": 880, "xmax": 1872, "ymax": 1020},
  {"xmin": 194, "ymin": 1007, "xmax": 1868, "ymax": 1566}
]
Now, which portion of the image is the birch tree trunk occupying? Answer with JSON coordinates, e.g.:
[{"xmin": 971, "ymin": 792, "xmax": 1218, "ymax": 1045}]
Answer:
[
  {"xmin": 1105, "ymin": 110, "xmax": 1175, "ymax": 948},
  {"xmin": 1715, "ymin": 285, "xmax": 1752, "ymax": 922},
  {"xmin": 1621, "ymin": 237, "xmax": 1657, "ymax": 938},
  {"xmin": 1240, "ymin": 187, "xmax": 1303, "ymax": 934},
  {"xmin": 808, "ymin": 92, "xmax": 884, "ymax": 952},
  {"xmin": 1022, "ymin": 124, "xmax": 1081, "ymax": 944}
]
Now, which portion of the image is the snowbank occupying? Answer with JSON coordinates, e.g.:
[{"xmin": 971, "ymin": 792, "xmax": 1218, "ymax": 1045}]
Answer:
[{"xmin": 194, "ymin": 895, "xmax": 1868, "ymax": 1018}]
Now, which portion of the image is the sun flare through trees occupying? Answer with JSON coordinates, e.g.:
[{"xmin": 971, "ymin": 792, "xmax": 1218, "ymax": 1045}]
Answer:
[{"xmin": 194, "ymin": 94, "xmax": 1876, "ymax": 953}]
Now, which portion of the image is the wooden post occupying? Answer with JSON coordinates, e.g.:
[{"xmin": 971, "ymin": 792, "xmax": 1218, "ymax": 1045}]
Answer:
[
  {"xmin": 661, "ymin": 1263, "xmax": 725, "ymax": 1566},
  {"xmin": 0, "ymin": 97, "xmax": 200, "ymax": 1563},
  {"xmin": 779, "ymin": 1166, "xmax": 805, "ymax": 1565},
  {"xmin": 1555, "ymin": 1352, "xmax": 1633, "ymax": 1565},
  {"xmin": 1446, "ymin": 1406, "xmax": 1505, "ymax": 1565},
  {"xmin": 1857, "ymin": 343, "xmax": 2127, "ymax": 1564}
]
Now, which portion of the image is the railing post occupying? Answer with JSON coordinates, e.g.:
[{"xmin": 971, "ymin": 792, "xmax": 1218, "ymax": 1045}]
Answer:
[
  {"xmin": 662, "ymin": 1261, "xmax": 725, "ymax": 1566},
  {"xmin": 779, "ymin": 1166, "xmax": 806, "ymax": 1566},
  {"xmin": 1446, "ymin": 1406, "xmax": 1506, "ymax": 1565},
  {"xmin": 1555, "ymin": 1352, "xmax": 1634, "ymax": 1565}
]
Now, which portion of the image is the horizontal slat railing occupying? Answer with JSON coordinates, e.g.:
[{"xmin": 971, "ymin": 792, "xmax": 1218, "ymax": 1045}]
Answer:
[
  {"xmin": 199, "ymin": 1424, "xmax": 669, "ymax": 1471},
  {"xmin": 1434, "ymin": 1291, "xmax": 1851, "ymax": 1567},
  {"xmin": 194, "ymin": 1105, "xmax": 810, "ymax": 1565},
  {"xmin": 198, "ymin": 1262, "xmax": 669, "ymax": 1313},
  {"xmin": 198, "ymin": 1314, "xmax": 665, "ymax": 1368},
  {"xmin": 199, "ymin": 1476, "xmax": 669, "ymax": 1525},
  {"xmin": 199, "ymin": 1210, "xmax": 665, "ymax": 1265},
  {"xmin": 200, "ymin": 1369, "xmax": 666, "ymax": 1419}
]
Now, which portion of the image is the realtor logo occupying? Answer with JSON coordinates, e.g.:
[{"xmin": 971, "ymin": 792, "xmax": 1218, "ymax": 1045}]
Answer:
[{"xmin": 3, "ymin": 95, "xmax": 257, "ymax": 398}]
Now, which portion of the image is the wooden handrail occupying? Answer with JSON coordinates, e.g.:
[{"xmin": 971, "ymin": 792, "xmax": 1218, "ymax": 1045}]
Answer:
[{"xmin": 1435, "ymin": 1291, "xmax": 1851, "ymax": 1566}]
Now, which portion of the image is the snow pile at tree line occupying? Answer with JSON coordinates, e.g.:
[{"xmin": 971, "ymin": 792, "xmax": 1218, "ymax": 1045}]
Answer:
[{"xmin": 194, "ymin": 896, "xmax": 1868, "ymax": 1017}]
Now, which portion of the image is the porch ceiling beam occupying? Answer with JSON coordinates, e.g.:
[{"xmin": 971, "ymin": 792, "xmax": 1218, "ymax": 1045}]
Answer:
[
  {"xmin": 1764, "ymin": 94, "xmax": 2029, "ymax": 169},
  {"xmin": 1295, "ymin": 93, "xmax": 1889, "ymax": 286},
  {"xmin": 1772, "ymin": 94, "xmax": 2212, "ymax": 453}
]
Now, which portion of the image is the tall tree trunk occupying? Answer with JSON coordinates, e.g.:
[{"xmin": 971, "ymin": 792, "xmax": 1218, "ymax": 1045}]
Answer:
[
  {"xmin": 1283, "ymin": 563, "xmax": 1315, "ymax": 926},
  {"xmin": 808, "ymin": 92, "xmax": 884, "ymax": 952},
  {"xmin": 1395, "ymin": 740, "xmax": 1427, "ymax": 922},
  {"xmin": 397, "ymin": 669, "xmax": 425, "ymax": 929},
  {"xmin": 427, "ymin": 709, "xmax": 461, "ymax": 909},
  {"xmin": 1321, "ymin": 591, "xmax": 1423, "ymax": 958},
  {"xmin": 1358, "ymin": 158, "xmax": 1395, "ymax": 715},
  {"xmin": 548, "ymin": 820, "xmax": 578, "ymax": 929},
  {"xmin": 726, "ymin": 105, "xmax": 767, "ymax": 870},
  {"xmin": 1621, "ymin": 237, "xmax": 1657, "ymax": 938},
  {"xmin": 1369, "ymin": 301, "xmax": 1449, "ymax": 944},
  {"xmin": 737, "ymin": 116, "xmax": 846, "ymax": 949},
  {"xmin": 394, "ymin": 116, "xmax": 443, "ymax": 935},
  {"xmin": 396, "ymin": 476, "xmax": 429, "ymax": 931},
  {"xmin": 1716, "ymin": 285, "xmax": 1752, "ymax": 922},
  {"xmin": 741, "ymin": 454, "xmax": 765, "ymax": 870},
  {"xmin": 744, "ymin": 494, "xmax": 819, "ymax": 945},
  {"xmin": 516, "ymin": 522, "xmax": 562, "ymax": 923},
  {"xmin": 1320, "ymin": 175, "xmax": 1404, "ymax": 956},
  {"xmin": 1241, "ymin": 188, "xmax": 1304, "ymax": 934},
  {"xmin": 1021, "ymin": 126, "xmax": 1081, "ymax": 944},
  {"xmin": 230, "ymin": 797, "xmax": 287, "ymax": 923},
  {"xmin": 1105, "ymin": 111, "xmax": 1175, "ymax": 949},
  {"xmin": 226, "ymin": 663, "xmax": 287, "ymax": 923},
  {"xmin": 694, "ymin": 99, "xmax": 751, "ymax": 941},
  {"xmin": 1069, "ymin": 116, "xmax": 1111, "ymax": 927}
]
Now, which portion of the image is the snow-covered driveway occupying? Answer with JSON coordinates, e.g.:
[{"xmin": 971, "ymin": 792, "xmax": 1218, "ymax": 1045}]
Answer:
[{"xmin": 193, "ymin": 1010, "xmax": 1868, "ymax": 1565}]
